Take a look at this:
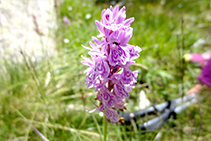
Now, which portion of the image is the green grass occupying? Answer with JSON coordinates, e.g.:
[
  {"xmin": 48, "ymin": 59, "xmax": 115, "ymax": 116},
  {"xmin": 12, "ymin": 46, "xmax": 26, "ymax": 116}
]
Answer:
[{"xmin": 1, "ymin": 0, "xmax": 211, "ymax": 140}]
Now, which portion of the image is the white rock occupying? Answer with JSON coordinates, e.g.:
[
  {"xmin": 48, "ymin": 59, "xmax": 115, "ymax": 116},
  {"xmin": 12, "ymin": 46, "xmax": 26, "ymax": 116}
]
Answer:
[{"xmin": 139, "ymin": 90, "xmax": 151, "ymax": 110}]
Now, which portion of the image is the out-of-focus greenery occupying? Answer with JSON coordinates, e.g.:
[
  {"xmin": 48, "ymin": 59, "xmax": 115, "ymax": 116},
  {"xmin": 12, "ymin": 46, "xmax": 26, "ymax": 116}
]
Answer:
[{"xmin": 0, "ymin": 0, "xmax": 211, "ymax": 140}]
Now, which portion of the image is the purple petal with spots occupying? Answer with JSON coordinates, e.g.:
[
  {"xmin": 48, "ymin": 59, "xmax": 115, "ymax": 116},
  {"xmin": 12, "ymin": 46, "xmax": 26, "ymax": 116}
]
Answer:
[
  {"xmin": 85, "ymin": 70, "xmax": 96, "ymax": 88},
  {"xmin": 128, "ymin": 45, "xmax": 142, "ymax": 60},
  {"xmin": 108, "ymin": 44, "xmax": 129, "ymax": 66},
  {"xmin": 89, "ymin": 41, "xmax": 99, "ymax": 50},
  {"xmin": 116, "ymin": 7, "xmax": 126, "ymax": 24},
  {"xmin": 97, "ymin": 87, "xmax": 116, "ymax": 109},
  {"xmin": 88, "ymin": 49, "xmax": 105, "ymax": 62},
  {"xmin": 81, "ymin": 55, "xmax": 94, "ymax": 68},
  {"xmin": 104, "ymin": 108, "xmax": 119, "ymax": 124},
  {"xmin": 92, "ymin": 36, "xmax": 102, "ymax": 45},
  {"xmin": 121, "ymin": 66, "xmax": 138, "ymax": 84},
  {"xmin": 94, "ymin": 60, "xmax": 110, "ymax": 79},
  {"xmin": 107, "ymin": 26, "xmax": 133, "ymax": 46},
  {"xmin": 114, "ymin": 83, "xmax": 129, "ymax": 98},
  {"xmin": 85, "ymin": 60, "xmax": 110, "ymax": 88},
  {"xmin": 119, "ymin": 27, "xmax": 133, "ymax": 45},
  {"xmin": 114, "ymin": 97, "xmax": 125, "ymax": 109},
  {"xmin": 101, "ymin": 8, "xmax": 113, "ymax": 25}
]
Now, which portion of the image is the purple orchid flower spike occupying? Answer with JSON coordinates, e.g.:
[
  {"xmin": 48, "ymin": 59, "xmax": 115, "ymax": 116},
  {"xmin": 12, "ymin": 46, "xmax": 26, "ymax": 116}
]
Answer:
[{"xmin": 82, "ymin": 5, "xmax": 141, "ymax": 124}]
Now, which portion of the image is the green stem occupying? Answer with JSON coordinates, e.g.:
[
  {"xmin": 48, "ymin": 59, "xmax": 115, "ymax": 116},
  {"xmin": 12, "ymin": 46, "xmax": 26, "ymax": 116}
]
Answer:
[{"xmin": 103, "ymin": 115, "xmax": 108, "ymax": 141}]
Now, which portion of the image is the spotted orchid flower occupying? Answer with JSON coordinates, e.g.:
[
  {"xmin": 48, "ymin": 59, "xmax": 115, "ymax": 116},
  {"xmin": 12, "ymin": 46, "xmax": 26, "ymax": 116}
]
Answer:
[{"xmin": 82, "ymin": 5, "xmax": 141, "ymax": 124}]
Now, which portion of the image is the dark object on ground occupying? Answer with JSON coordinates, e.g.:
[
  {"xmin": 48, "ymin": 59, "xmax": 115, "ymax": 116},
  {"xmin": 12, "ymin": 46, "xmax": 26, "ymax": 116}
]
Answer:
[{"xmin": 120, "ymin": 94, "xmax": 197, "ymax": 131}]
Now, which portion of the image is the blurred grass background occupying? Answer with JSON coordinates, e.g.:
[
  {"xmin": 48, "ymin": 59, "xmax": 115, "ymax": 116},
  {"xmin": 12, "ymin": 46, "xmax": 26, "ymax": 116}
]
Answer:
[{"xmin": 0, "ymin": 0, "xmax": 211, "ymax": 140}]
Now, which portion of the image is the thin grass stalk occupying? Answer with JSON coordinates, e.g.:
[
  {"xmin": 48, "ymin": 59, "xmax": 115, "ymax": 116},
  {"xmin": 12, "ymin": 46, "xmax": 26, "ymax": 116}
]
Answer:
[
  {"xmin": 32, "ymin": 14, "xmax": 55, "ymax": 83},
  {"xmin": 19, "ymin": 47, "xmax": 51, "ymax": 117},
  {"xmin": 32, "ymin": 121, "xmax": 100, "ymax": 137},
  {"xmin": 13, "ymin": 106, "xmax": 49, "ymax": 141},
  {"xmin": 92, "ymin": 115, "xmax": 103, "ymax": 140},
  {"xmin": 26, "ymin": 47, "xmax": 39, "ymax": 80},
  {"xmin": 103, "ymin": 115, "xmax": 108, "ymax": 141},
  {"xmin": 26, "ymin": 105, "xmax": 39, "ymax": 140},
  {"xmin": 181, "ymin": 17, "xmax": 185, "ymax": 98},
  {"xmin": 116, "ymin": 125, "xmax": 123, "ymax": 141},
  {"xmin": 78, "ymin": 110, "xmax": 87, "ymax": 129},
  {"xmin": 19, "ymin": 49, "xmax": 40, "ymax": 91},
  {"xmin": 195, "ymin": 98, "xmax": 203, "ymax": 141},
  {"xmin": 39, "ymin": 35, "xmax": 55, "ymax": 80}
]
